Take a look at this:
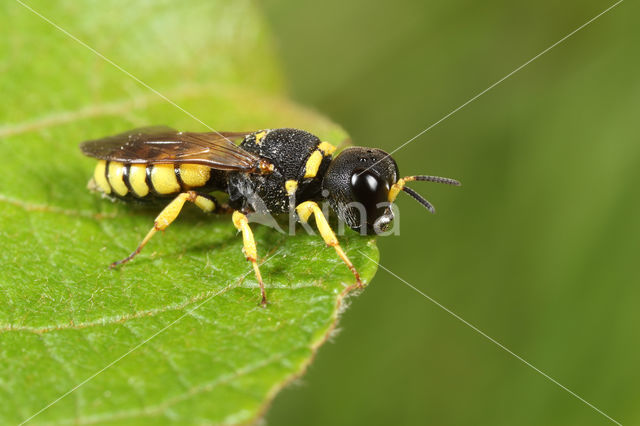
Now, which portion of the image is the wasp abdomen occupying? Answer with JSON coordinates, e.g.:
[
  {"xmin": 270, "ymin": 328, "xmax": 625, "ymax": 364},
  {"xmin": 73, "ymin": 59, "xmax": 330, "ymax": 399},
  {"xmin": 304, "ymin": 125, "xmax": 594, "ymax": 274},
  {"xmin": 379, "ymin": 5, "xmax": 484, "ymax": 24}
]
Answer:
[{"xmin": 92, "ymin": 160, "xmax": 214, "ymax": 198}]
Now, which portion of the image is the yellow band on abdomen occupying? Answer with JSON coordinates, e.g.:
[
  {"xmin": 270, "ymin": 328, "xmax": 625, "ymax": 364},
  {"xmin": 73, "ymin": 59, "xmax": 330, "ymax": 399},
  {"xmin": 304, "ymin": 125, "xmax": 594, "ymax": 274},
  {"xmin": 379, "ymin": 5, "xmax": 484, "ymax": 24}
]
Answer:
[
  {"xmin": 129, "ymin": 164, "xmax": 149, "ymax": 197},
  {"xmin": 107, "ymin": 161, "xmax": 128, "ymax": 196},
  {"xmin": 93, "ymin": 160, "xmax": 111, "ymax": 194},
  {"xmin": 179, "ymin": 164, "xmax": 210, "ymax": 188},
  {"xmin": 151, "ymin": 164, "xmax": 180, "ymax": 194}
]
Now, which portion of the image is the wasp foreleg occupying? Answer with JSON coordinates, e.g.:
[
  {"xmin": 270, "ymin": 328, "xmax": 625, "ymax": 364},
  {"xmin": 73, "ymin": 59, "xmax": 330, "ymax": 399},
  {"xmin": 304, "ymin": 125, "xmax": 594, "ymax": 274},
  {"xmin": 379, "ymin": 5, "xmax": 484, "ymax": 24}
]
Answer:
[{"xmin": 295, "ymin": 201, "xmax": 362, "ymax": 288}]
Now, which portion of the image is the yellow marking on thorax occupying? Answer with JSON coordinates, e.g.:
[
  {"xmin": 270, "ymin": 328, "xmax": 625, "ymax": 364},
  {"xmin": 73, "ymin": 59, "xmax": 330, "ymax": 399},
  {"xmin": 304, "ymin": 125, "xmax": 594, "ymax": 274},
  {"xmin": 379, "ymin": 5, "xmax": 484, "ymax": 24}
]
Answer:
[
  {"xmin": 93, "ymin": 160, "xmax": 111, "ymax": 194},
  {"xmin": 129, "ymin": 164, "xmax": 149, "ymax": 198},
  {"xmin": 255, "ymin": 130, "xmax": 268, "ymax": 145},
  {"xmin": 303, "ymin": 150, "xmax": 324, "ymax": 179},
  {"xmin": 179, "ymin": 164, "xmax": 210, "ymax": 188},
  {"xmin": 151, "ymin": 163, "xmax": 180, "ymax": 194},
  {"xmin": 107, "ymin": 161, "xmax": 129, "ymax": 196},
  {"xmin": 285, "ymin": 179, "xmax": 298, "ymax": 196},
  {"xmin": 318, "ymin": 141, "xmax": 336, "ymax": 155}
]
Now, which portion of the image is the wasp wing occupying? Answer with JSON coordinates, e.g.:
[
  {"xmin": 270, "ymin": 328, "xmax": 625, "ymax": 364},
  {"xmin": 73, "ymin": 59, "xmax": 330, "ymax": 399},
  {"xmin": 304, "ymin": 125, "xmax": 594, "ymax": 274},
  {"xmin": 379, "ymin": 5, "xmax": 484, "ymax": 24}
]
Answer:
[{"xmin": 80, "ymin": 126, "xmax": 262, "ymax": 171}]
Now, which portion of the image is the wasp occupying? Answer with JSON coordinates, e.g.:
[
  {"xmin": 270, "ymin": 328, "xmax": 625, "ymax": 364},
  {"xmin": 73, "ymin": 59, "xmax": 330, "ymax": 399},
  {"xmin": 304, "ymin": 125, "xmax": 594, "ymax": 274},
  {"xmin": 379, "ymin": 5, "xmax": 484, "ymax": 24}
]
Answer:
[{"xmin": 81, "ymin": 127, "xmax": 459, "ymax": 306}]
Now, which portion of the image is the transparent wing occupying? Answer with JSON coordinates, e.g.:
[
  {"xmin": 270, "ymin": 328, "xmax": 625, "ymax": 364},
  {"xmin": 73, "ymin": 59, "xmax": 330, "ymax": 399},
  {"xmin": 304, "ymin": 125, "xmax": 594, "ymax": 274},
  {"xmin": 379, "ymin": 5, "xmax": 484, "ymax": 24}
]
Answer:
[{"xmin": 80, "ymin": 127, "xmax": 262, "ymax": 171}]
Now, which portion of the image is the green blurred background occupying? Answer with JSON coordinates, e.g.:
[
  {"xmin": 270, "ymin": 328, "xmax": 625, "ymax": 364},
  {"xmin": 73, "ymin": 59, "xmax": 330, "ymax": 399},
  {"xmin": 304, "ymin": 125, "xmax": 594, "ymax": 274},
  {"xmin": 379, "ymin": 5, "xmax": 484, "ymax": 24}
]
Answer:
[{"xmin": 260, "ymin": 0, "xmax": 639, "ymax": 425}]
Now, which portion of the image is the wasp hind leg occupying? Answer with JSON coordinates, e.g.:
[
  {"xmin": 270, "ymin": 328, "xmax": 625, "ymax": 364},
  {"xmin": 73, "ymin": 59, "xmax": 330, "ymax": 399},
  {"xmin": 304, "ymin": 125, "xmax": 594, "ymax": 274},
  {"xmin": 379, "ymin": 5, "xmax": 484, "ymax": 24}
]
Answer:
[
  {"xmin": 110, "ymin": 191, "xmax": 217, "ymax": 268},
  {"xmin": 232, "ymin": 211, "xmax": 267, "ymax": 307},
  {"xmin": 295, "ymin": 201, "xmax": 362, "ymax": 288}
]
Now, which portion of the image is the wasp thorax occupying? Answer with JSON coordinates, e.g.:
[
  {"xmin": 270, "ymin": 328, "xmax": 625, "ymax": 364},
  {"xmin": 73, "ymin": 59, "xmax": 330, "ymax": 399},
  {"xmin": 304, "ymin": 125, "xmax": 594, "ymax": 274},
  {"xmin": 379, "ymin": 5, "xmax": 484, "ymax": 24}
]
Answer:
[{"xmin": 322, "ymin": 147, "xmax": 399, "ymax": 235}]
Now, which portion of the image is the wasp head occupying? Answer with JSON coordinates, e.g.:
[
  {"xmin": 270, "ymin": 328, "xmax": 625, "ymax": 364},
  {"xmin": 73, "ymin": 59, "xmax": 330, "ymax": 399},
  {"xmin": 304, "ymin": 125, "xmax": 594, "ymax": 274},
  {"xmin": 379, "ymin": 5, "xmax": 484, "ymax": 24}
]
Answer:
[
  {"xmin": 322, "ymin": 147, "xmax": 399, "ymax": 234},
  {"xmin": 322, "ymin": 147, "xmax": 460, "ymax": 235}
]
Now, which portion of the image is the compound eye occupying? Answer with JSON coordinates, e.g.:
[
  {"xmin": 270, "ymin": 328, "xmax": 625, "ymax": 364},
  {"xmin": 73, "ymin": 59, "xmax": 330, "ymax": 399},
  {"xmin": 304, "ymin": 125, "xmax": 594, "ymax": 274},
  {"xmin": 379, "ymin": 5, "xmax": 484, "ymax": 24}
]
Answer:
[
  {"xmin": 350, "ymin": 171, "xmax": 389, "ymax": 226},
  {"xmin": 351, "ymin": 171, "xmax": 388, "ymax": 204}
]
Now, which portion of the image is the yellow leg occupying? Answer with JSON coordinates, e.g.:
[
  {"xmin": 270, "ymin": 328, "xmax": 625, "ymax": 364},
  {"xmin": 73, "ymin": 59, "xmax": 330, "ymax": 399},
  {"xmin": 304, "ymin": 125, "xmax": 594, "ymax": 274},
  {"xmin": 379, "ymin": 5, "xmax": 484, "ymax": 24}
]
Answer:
[
  {"xmin": 296, "ymin": 201, "xmax": 362, "ymax": 288},
  {"xmin": 232, "ymin": 211, "xmax": 267, "ymax": 306},
  {"xmin": 110, "ymin": 191, "xmax": 215, "ymax": 268}
]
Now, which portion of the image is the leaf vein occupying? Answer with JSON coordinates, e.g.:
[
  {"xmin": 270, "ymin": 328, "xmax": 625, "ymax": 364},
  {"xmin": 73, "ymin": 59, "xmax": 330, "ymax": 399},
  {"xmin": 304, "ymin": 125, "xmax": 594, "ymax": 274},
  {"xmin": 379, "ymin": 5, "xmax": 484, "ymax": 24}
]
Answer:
[
  {"xmin": 0, "ymin": 193, "xmax": 117, "ymax": 220},
  {"xmin": 0, "ymin": 239, "xmax": 302, "ymax": 334},
  {"xmin": 50, "ymin": 347, "xmax": 302, "ymax": 425},
  {"xmin": 0, "ymin": 82, "xmax": 226, "ymax": 139}
]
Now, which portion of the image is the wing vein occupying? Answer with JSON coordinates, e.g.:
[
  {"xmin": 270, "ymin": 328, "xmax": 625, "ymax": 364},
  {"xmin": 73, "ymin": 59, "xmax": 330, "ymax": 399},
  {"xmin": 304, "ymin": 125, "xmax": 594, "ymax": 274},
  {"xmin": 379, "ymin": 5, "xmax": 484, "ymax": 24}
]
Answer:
[{"xmin": 80, "ymin": 127, "xmax": 263, "ymax": 172}]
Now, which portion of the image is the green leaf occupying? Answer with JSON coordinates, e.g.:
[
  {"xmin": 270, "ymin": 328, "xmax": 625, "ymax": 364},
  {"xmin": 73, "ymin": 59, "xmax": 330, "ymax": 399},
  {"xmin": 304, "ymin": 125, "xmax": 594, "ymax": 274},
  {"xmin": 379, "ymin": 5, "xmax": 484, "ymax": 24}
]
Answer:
[{"xmin": 0, "ymin": 1, "xmax": 379, "ymax": 424}]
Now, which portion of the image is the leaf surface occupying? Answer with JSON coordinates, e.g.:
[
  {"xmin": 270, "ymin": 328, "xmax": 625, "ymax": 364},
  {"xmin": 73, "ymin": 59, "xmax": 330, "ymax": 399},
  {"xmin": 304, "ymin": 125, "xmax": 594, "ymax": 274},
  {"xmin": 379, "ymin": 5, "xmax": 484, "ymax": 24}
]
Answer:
[{"xmin": 0, "ymin": 1, "xmax": 378, "ymax": 424}]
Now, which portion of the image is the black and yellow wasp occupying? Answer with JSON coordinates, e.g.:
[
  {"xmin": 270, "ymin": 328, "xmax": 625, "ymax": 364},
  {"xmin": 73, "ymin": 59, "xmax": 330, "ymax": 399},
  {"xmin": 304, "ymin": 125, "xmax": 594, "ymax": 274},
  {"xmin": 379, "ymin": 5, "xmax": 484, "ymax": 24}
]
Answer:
[{"xmin": 81, "ymin": 127, "xmax": 459, "ymax": 305}]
